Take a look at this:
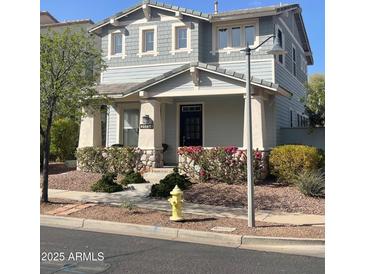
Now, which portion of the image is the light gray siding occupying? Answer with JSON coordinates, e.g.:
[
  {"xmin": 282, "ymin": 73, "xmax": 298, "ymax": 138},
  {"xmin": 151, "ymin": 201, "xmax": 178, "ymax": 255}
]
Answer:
[
  {"xmin": 216, "ymin": 60, "xmax": 274, "ymax": 82},
  {"xmin": 273, "ymin": 11, "xmax": 309, "ymax": 144},
  {"xmin": 102, "ymin": 63, "xmax": 187, "ymax": 84},
  {"xmin": 146, "ymin": 70, "xmax": 244, "ymax": 94},
  {"xmin": 201, "ymin": 16, "xmax": 275, "ymax": 63},
  {"xmin": 101, "ymin": 8, "xmax": 200, "ymax": 68}
]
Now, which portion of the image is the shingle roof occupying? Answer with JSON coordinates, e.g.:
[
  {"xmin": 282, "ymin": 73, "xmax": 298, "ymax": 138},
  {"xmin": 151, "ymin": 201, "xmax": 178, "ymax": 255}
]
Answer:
[
  {"xmin": 212, "ymin": 3, "xmax": 299, "ymax": 18},
  {"xmin": 96, "ymin": 62, "xmax": 291, "ymax": 98},
  {"xmin": 40, "ymin": 19, "xmax": 94, "ymax": 28}
]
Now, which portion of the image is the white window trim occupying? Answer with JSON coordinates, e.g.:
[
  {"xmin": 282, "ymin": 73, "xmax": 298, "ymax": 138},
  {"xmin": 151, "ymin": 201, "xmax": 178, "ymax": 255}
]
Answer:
[
  {"xmin": 108, "ymin": 29, "xmax": 126, "ymax": 60},
  {"xmin": 292, "ymin": 43, "xmax": 297, "ymax": 77},
  {"xmin": 275, "ymin": 25, "xmax": 285, "ymax": 66},
  {"xmin": 138, "ymin": 25, "xmax": 158, "ymax": 57},
  {"xmin": 170, "ymin": 22, "xmax": 192, "ymax": 55},
  {"xmin": 211, "ymin": 19, "xmax": 259, "ymax": 55}
]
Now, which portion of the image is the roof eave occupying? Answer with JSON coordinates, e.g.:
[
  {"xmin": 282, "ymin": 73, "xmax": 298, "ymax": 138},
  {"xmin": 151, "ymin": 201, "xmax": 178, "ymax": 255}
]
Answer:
[{"xmin": 89, "ymin": 3, "xmax": 210, "ymax": 34}]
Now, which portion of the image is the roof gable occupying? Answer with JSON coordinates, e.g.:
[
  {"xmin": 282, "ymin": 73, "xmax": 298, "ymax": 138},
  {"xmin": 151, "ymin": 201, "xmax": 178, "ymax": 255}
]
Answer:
[{"xmin": 89, "ymin": 0, "xmax": 210, "ymax": 33}]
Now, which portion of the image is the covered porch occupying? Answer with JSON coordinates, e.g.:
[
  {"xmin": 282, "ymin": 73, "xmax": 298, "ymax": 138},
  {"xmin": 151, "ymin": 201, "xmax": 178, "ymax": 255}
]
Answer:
[{"xmin": 78, "ymin": 62, "xmax": 291, "ymax": 167}]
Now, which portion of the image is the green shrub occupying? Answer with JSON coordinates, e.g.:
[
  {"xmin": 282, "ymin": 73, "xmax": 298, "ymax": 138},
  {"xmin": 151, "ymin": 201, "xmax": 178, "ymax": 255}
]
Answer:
[
  {"xmin": 269, "ymin": 145, "xmax": 323, "ymax": 184},
  {"xmin": 50, "ymin": 118, "xmax": 79, "ymax": 161},
  {"xmin": 76, "ymin": 146, "xmax": 143, "ymax": 174},
  {"xmin": 121, "ymin": 171, "xmax": 146, "ymax": 185},
  {"xmin": 150, "ymin": 167, "xmax": 191, "ymax": 198},
  {"xmin": 294, "ymin": 170, "xmax": 325, "ymax": 198},
  {"xmin": 91, "ymin": 172, "xmax": 124, "ymax": 193}
]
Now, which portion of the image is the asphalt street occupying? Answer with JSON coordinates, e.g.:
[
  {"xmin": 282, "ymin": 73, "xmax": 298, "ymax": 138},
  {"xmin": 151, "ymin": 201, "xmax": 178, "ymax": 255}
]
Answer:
[{"xmin": 40, "ymin": 226, "xmax": 324, "ymax": 274}]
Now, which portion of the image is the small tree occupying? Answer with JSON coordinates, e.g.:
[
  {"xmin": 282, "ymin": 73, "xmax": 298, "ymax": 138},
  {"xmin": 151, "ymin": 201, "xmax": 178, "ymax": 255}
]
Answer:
[
  {"xmin": 305, "ymin": 74, "xmax": 325, "ymax": 127},
  {"xmin": 50, "ymin": 117, "xmax": 79, "ymax": 161},
  {"xmin": 40, "ymin": 28, "xmax": 106, "ymax": 202}
]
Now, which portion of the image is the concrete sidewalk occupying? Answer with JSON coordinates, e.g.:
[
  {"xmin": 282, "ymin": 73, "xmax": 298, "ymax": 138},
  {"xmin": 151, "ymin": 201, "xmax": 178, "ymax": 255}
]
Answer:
[{"xmin": 47, "ymin": 188, "xmax": 325, "ymax": 226}]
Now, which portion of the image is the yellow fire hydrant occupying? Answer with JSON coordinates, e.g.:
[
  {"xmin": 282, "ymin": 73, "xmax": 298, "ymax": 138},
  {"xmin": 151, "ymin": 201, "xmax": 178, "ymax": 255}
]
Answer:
[{"xmin": 168, "ymin": 185, "xmax": 184, "ymax": 221}]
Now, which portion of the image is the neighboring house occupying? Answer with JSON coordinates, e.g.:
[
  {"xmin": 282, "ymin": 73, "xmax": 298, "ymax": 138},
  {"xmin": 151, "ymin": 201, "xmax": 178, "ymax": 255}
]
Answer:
[
  {"xmin": 78, "ymin": 0, "xmax": 313, "ymax": 167},
  {"xmin": 40, "ymin": 11, "xmax": 94, "ymax": 34}
]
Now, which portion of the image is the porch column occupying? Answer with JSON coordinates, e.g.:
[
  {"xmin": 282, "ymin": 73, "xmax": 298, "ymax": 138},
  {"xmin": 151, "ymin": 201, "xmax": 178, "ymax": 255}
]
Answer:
[
  {"xmin": 243, "ymin": 91, "xmax": 276, "ymax": 150},
  {"xmin": 78, "ymin": 106, "xmax": 102, "ymax": 148},
  {"xmin": 138, "ymin": 99, "xmax": 164, "ymax": 168}
]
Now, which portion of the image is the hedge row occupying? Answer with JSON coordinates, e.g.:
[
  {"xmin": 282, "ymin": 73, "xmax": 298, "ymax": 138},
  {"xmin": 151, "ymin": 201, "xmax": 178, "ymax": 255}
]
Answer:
[
  {"xmin": 178, "ymin": 146, "xmax": 264, "ymax": 184},
  {"xmin": 76, "ymin": 146, "xmax": 143, "ymax": 174}
]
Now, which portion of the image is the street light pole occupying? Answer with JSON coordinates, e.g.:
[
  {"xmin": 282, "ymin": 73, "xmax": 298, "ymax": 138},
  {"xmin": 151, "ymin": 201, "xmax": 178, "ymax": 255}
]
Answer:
[
  {"xmin": 242, "ymin": 34, "xmax": 287, "ymax": 228},
  {"xmin": 243, "ymin": 44, "xmax": 255, "ymax": 227}
]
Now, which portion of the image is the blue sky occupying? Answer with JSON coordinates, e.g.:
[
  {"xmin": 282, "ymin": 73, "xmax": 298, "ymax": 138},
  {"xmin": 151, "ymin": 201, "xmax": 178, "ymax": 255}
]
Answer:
[{"xmin": 40, "ymin": 0, "xmax": 324, "ymax": 74}]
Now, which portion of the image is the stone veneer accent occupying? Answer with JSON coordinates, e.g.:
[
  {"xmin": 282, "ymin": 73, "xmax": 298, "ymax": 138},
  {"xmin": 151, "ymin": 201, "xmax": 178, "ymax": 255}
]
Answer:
[{"xmin": 140, "ymin": 149, "xmax": 164, "ymax": 168}]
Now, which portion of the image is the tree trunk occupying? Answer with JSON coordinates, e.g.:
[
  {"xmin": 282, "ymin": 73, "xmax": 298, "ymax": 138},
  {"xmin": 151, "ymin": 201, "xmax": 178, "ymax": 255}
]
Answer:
[{"xmin": 41, "ymin": 111, "xmax": 53, "ymax": 203}]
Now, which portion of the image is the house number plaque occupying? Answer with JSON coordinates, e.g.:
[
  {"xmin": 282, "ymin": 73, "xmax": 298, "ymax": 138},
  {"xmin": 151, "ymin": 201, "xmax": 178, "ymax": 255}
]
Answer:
[{"xmin": 140, "ymin": 124, "xmax": 154, "ymax": 129}]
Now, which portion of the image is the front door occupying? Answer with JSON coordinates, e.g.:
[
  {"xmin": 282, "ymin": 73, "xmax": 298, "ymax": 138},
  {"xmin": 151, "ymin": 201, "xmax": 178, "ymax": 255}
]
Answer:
[{"xmin": 179, "ymin": 104, "xmax": 203, "ymax": 146}]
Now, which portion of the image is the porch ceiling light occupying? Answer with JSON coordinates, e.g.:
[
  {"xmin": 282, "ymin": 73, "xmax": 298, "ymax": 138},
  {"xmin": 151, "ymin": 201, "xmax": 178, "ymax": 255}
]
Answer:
[{"xmin": 142, "ymin": 114, "xmax": 152, "ymax": 124}]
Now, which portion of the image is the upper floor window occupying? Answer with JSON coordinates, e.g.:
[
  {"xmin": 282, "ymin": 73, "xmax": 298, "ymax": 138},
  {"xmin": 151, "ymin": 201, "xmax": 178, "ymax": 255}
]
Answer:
[
  {"xmin": 108, "ymin": 29, "xmax": 126, "ymax": 60},
  {"xmin": 144, "ymin": 30, "xmax": 154, "ymax": 52},
  {"xmin": 231, "ymin": 27, "xmax": 241, "ymax": 47},
  {"xmin": 138, "ymin": 25, "xmax": 158, "ymax": 57},
  {"xmin": 214, "ymin": 22, "xmax": 258, "ymax": 53},
  {"xmin": 112, "ymin": 33, "xmax": 123, "ymax": 55},
  {"xmin": 292, "ymin": 46, "xmax": 297, "ymax": 76},
  {"xmin": 277, "ymin": 28, "xmax": 284, "ymax": 64},
  {"xmin": 170, "ymin": 22, "xmax": 192, "ymax": 54},
  {"xmin": 177, "ymin": 27, "xmax": 187, "ymax": 49},
  {"xmin": 218, "ymin": 28, "xmax": 228, "ymax": 49},
  {"xmin": 244, "ymin": 26, "xmax": 255, "ymax": 46},
  {"xmin": 300, "ymin": 56, "xmax": 307, "ymax": 74}
]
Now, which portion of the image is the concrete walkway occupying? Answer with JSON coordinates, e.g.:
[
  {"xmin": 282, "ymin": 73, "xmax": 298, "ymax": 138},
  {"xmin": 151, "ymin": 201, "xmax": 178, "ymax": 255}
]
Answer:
[{"xmin": 47, "ymin": 188, "xmax": 324, "ymax": 226}]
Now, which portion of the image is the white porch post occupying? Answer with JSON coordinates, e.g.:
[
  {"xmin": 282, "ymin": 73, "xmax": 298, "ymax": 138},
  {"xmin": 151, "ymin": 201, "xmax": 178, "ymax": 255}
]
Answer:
[
  {"xmin": 78, "ymin": 106, "xmax": 102, "ymax": 148},
  {"xmin": 138, "ymin": 99, "xmax": 164, "ymax": 167},
  {"xmin": 243, "ymin": 91, "xmax": 276, "ymax": 150}
]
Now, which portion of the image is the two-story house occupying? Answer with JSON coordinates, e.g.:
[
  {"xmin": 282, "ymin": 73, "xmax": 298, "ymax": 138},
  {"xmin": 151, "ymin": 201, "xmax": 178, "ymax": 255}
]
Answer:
[{"xmin": 78, "ymin": 0, "xmax": 313, "ymax": 167}]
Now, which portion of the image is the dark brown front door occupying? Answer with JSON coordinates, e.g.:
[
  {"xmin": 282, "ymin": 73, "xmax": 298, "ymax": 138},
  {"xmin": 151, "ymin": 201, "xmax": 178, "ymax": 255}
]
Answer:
[{"xmin": 179, "ymin": 104, "xmax": 203, "ymax": 146}]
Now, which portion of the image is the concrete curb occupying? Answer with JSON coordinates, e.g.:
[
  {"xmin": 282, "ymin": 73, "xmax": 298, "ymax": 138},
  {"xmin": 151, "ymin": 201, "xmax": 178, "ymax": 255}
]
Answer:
[
  {"xmin": 241, "ymin": 235, "xmax": 325, "ymax": 246},
  {"xmin": 41, "ymin": 215, "xmax": 324, "ymax": 249}
]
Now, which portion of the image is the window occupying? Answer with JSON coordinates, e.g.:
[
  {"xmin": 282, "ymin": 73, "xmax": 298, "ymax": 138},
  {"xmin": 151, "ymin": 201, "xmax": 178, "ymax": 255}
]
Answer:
[
  {"xmin": 292, "ymin": 46, "xmax": 297, "ymax": 76},
  {"xmin": 231, "ymin": 27, "xmax": 241, "ymax": 48},
  {"xmin": 244, "ymin": 26, "xmax": 255, "ymax": 46},
  {"xmin": 143, "ymin": 30, "xmax": 154, "ymax": 52},
  {"xmin": 112, "ymin": 33, "xmax": 123, "ymax": 55},
  {"xmin": 218, "ymin": 28, "xmax": 228, "ymax": 49},
  {"xmin": 277, "ymin": 28, "xmax": 284, "ymax": 64},
  {"xmin": 123, "ymin": 109, "xmax": 139, "ymax": 147},
  {"xmin": 297, "ymin": 113, "xmax": 300, "ymax": 127},
  {"xmin": 301, "ymin": 56, "xmax": 307, "ymax": 74},
  {"xmin": 176, "ymin": 27, "xmax": 187, "ymax": 49},
  {"xmin": 290, "ymin": 110, "xmax": 293, "ymax": 128}
]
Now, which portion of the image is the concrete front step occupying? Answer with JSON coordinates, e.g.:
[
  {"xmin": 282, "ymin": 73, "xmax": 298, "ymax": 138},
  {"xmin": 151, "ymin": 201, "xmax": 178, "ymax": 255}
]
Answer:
[
  {"xmin": 148, "ymin": 167, "xmax": 174, "ymax": 173},
  {"xmin": 142, "ymin": 168, "xmax": 174, "ymax": 184}
]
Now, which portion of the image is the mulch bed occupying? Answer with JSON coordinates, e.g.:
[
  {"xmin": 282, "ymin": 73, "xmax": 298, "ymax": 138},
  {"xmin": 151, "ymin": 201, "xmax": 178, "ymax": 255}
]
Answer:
[
  {"xmin": 40, "ymin": 199, "xmax": 324, "ymax": 239},
  {"xmin": 184, "ymin": 182, "xmax": 325, "ymax": 215}
]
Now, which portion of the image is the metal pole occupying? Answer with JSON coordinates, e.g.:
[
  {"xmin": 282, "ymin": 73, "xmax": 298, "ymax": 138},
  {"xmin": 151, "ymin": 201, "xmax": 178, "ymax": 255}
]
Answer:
[{"xmin": 244, "ymin": 45, "xmax": 255, "ymax": 227}]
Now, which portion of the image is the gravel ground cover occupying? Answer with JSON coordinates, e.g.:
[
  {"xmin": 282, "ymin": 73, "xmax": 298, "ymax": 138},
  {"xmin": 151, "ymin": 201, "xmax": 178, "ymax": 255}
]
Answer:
[
  {"xmin": 184, "ymin": 182, "xmax": 324, "ymax": 215},
  {"xmin": 42, "ymin": 163, "xmax": 324, "ymax": 215},
  {"xmin": 40, "ymin": 199, "xmax": 324, "ymax": 239}
]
